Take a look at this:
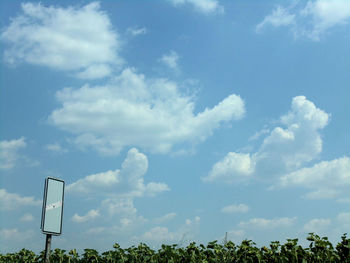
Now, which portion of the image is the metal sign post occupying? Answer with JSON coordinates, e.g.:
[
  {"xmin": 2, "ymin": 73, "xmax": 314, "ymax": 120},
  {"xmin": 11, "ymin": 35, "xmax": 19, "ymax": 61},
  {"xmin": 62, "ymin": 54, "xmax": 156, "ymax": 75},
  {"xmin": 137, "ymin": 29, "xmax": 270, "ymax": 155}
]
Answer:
[
  {"xmin": 41, "ymin": 177, "xmax": 65, "ymax": 263},
  {"xmin": 44, "ymin": 234, "xmax": 52, "ymax": 263}
]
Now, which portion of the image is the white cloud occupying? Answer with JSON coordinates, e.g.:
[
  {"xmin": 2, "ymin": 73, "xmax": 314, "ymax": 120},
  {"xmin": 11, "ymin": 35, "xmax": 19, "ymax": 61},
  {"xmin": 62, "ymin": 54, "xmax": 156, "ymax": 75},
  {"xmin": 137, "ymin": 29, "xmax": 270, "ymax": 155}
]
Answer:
[
  {"xmin": 67, "ymin": 148, "xmax": 169, "ymax": 197},
  {"xmin": 0, "ymin": 137, "xmax": 26, "ymax": 170},
  {"xmin": 87, "ymin": 227, "xmax": 105, "ymax": 235},
  {"xmin": 337, "ymin": 212, "xmax": 350, "ymax": 225},
  {"xmin": 67, "ymin": 169, "xmax": 120, "ymax": 194},
  {"xmin": 257, "ymin": 0, "xmax": 350, "ymax": 40},
  {"xmin": 303, "ymin": 218, "xmax": 331, "ymax": 232},
  {"xmin": 0, "ymin": 228, "xmax": 34, "ymax": 240},
  {"xmin": 160, "ymin": 50, "xmax": 180, "ymax": 71},
  {"xmin": 239, "ymin": 217, "xmax": 297, "ymax": 229},
  {"xmin": 75, "ymin": 64, "xmax": 112, "ymax": 80},
  {"xmin": 276, "ymin": 157, "xmax": 350, "ymax": 200},
  {"xmin": 300, "ymin": 0, "xmax": 350, "ymax": 40},
  {"xmin": 185, "ymin": 216, "xmax": 200, "ymax": 226},
  {"xmin": 336, "ymin": 198, "xmax": 350, "ymax": 203},
  {"xmin": 169, "ymin": 0, "xmax": 224, "ymax": 14},
  {"xmin": 256, "ymin": 96, "xmax": 329, "ymax": 173},
  {"xmin": 127, "ymin": 26, "xmax": 147, "ymax": 36},
  {"xmin": 1, "ymin": 2, "xmax": 121, "ymax": 78},
  {"xmin": 50, "ymin": 68, "xmax": 245, "ymax": 155},
  {"xmin": 20, "ymin": 213, "xmax": 34, "ymax": 222},
  {"xmin": 206, "ymin": 96, "xmax": 330, "ymax": 184},
  {"xmin": 72, "ymin": 209, "xmax": 100, "ymax": 223},
  {"xmin": 0, "ymin": 189, "xmax": 41, "ymax": 210},
  {"xmin": 256, "ymin": 6, "xmax": 295, "ymax": 33},
  {"xmin": 45, "ymin": 143, "xmax": 68, "ymax": 154},
  {"xmin": 203, "ymin": 152, "xmax": 254, "ymax": 183},
  {"xmin": 139, "ymin": 226, "xmax": 179, "ymax": 242},
  {"xmin": 68, "ymin": 148, "xmax": 167, "ymax": 231},
  {"xmin": 248, "ymin": 128, "xmax": 270, "ymax": 141},
  {"xmin": 101, "ymin": 197, "xmax": 138, "ymax": 217},
  {"xmin": 221, "ymin": 203, "xmax": 250, "ymax": 214},
  {"xmin": 153, "ymin": 212, "xmax": 177, "ymax": 224},
  {"xmin": 137, "ymin": 216, "xmax": 200, "ymax": 245}
]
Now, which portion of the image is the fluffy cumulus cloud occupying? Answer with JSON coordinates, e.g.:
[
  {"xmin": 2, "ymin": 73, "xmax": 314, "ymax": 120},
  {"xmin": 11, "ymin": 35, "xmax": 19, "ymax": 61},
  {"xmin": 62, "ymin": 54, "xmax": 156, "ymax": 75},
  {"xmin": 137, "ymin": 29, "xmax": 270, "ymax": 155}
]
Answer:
[
  {"xmin": 168, "ymin": 0, "xmax": 224, "ymax": 14},
  {"xmin": 0, "ymin": 189, "xmax": 41, "ymax": 210},
  {"xmin": 257, "ymin": 0, "xmax": 350, "ymax": 40},
  {"xmin": 68, "ymin": 148, "xmax": 168, "ymax": 230},
  {"xmin": 0, "ymin": 137, "xmax": 26, "ymax": 170},
  {"xmin": 205, "ymin": 96, "xmax": 329, "ymax": 183},
  {"xmin": 207, "ymin": 95, "xmax": 350, "ymax": 202},
  {"xmin": 276, "ymin": 157, "xmax": 350, "ymax": 200},
  {"xmin": 255, "ymin": 96, "xmax": 329, "ymax": 174},
  {"xmin": 1, "ymin": 2, "xmax": 120, "ymax": 79},
  {"xmin": 221, "ymin": 203, "xmax": 250, "ymax": 214},
  {"xmin": 72, "ymin": 209, "xmax": 100, "ymax": 223},
  {"xmin": 204, "ymin": 152, "xmax": 254, "ymax": 183},
  {"xmin": 67, "ymin": 148, "xmax": 169, "ymax": 197},
  {"xmin": 50, "ymin": 68, "xmax": 245, "ymax": 155}
]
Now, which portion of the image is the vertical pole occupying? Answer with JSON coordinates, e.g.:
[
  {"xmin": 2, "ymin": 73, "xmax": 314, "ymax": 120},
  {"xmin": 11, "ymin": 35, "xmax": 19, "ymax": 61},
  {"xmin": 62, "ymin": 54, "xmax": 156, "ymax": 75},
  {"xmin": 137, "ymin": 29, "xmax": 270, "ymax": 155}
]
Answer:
[{"xmin": 44, "ymin": 234, "xmax": 52, "ymax": 263}]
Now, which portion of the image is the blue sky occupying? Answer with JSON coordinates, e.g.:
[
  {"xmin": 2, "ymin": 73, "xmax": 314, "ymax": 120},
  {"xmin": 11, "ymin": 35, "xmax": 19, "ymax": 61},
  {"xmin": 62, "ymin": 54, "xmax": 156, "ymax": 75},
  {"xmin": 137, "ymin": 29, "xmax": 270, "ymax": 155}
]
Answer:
[{"xmin": 1, "ymin": 0, "xmax": 350, "ymax": 253}]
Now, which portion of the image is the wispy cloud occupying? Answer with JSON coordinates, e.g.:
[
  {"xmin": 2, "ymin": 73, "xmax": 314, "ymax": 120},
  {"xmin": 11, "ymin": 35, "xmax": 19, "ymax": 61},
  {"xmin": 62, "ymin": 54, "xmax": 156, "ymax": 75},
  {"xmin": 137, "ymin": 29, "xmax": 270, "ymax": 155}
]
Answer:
[
  {"xmin": 239, "ymin": 217, "xmax": 297, "ymax": 229},
  {"xmin": 221, "ymin": 203, "xmax": 250, "ymax": 214},
  {"xmin": 168, "ymin": 0, "xmax": 224, "ymax": 15},
  {"xmin": 153, "ymin": 212, "xmax": 177, "ymax": 224},
  {"xmin": 72, "ymin": 209, "xmax": 100, "ymax": 223},
  {"xmin": 256, "ymin": 6, "xmax": 295, "ymax": 33},
  {"xmin": 45, "ymin": 143, "xmax": 68, "ymax": 154},
  {"xmin": 160, "ymin": 50, "xmax": 180, "ymax": 71},
  {"xmin": 257, "ymin": 0, "xmax": 350, "ymax": 40},
  {"xmin": 127, "ymin": 26, "xmax": 147, "ymax": 36},
  {"xmin": 0, "ymin": 137, "xmax": 26, "ymax": 170},
  {"xmin": 0, "ymin": 189, "xmax": 41, "ymax": 210},
  {"xmin": 303, "ymin": 218, "xmax": 331, "ymax": 232},
  {"xmin": 19, "ymin": 213, "xmax": 34, "ymax": 222}
]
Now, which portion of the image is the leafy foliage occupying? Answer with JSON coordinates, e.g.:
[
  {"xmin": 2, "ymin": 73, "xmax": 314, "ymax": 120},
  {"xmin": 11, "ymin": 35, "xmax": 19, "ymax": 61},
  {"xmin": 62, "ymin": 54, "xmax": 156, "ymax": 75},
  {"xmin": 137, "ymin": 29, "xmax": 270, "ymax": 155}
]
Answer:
[{"xmin": 0, "ymin": 233, "xmax": 349, "ymax": 262}]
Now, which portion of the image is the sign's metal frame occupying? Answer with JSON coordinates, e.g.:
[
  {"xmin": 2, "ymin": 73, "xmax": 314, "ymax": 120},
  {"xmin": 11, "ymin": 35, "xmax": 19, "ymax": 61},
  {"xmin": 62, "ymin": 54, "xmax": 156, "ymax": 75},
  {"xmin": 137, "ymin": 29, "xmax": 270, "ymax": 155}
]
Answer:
[{"xmin": 41, "ymin": 177, "xmax": 65, "ymax": 236}]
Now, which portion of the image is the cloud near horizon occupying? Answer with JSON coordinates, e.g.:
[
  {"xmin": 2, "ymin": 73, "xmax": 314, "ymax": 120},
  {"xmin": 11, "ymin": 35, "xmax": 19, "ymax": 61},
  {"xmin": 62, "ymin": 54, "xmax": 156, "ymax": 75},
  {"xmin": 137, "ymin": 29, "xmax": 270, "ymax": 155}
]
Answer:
[{"xmin": 68, "ymin": 148, "xmax": 169, "ymax": 230}]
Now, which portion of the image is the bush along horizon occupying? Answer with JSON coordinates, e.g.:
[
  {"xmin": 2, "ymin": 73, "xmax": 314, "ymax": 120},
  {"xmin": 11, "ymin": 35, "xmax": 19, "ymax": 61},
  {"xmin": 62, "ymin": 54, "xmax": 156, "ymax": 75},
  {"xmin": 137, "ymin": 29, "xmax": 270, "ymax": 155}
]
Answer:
[{"xmin": 0, "ymin": 232, "xmax": 349, "ymax": 262}]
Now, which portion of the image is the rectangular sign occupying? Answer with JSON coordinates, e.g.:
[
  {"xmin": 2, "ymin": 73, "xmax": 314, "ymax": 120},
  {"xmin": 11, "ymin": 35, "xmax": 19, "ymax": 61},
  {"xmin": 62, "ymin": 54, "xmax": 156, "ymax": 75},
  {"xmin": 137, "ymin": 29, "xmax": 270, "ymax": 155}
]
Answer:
[{"xmin": 41, "ymin": 177, "xmax": 65, "ymax": 235}]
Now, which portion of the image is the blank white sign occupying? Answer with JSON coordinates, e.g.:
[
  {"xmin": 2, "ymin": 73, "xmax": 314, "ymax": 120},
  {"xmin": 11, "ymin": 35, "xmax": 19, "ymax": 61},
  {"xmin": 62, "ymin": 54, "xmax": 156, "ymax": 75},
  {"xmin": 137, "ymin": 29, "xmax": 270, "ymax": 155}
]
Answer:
[{"xmin": 41, "ymin": 177, "xmax": 65, "ymax": 235}]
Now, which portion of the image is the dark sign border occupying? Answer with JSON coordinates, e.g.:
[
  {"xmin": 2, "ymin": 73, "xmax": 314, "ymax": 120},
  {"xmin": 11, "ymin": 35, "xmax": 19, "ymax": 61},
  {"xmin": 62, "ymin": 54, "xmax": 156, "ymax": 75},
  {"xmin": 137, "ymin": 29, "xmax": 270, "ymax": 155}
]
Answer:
[{"xmin": 41, "ymin": 177, "xmax": 65, "ymax": 235}]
